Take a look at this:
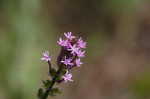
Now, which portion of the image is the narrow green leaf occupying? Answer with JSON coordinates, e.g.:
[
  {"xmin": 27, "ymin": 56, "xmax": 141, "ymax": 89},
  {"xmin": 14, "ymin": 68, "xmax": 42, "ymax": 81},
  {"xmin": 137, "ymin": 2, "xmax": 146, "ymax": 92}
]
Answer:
[
  {"xmin": 52, "ymin": 88, "xmax": 62, "ymax": 94},
  {"xmin": 61, "ymin": 69, "xmax": 66, "ymax": 75},
  {"xmin": 55, "ymin": 76, "xmax": 62, "ymax": 82},
  {"xmin": 42, "ymin": 80, "xmax": 52, "ymax": 89},
  {"xmin": 49, "ymin": 88, "xmax": 62, "ymax": 96},
  {"xmin": 37, "ymin": 88, "xmax": 43, "ymax": 98},
  {"xmin": 49, "ymin": 68, "xmax": 57, "ymax": 77}
]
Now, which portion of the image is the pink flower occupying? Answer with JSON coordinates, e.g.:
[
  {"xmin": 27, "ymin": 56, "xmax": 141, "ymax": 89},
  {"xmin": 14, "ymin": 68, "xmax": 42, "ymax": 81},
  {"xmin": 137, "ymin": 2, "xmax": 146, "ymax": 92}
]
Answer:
[
  {"xmin": 77, "ymin": 37, "xmax": 86, "ymax": 48},
  {"xmin": 64, "ymin": 32, "xmax": 75, "ymax": 40},
  {"xmin": 57, "ymin": 38, "xmax": 69, "ymax": 47},
  {"xmin": 62, "ymin": 71, "xmax": 73, "ymax": 83},
  {"xmin": 76, "ymin": 50, "xmax": 85, "ymax": 58},
  {"xmin": 75, "ymin": 58, "xmax": 83, "ymax": 67},
  {"xmin": 61, "ymin": 57, "xmax": 74, "ymax": 66},
  {"xmin": 41, "ymin": 51, "xmax": 51, "ymax": 62},
  {"xmin": 68, "ymin": 44, "xmax": 79, "ymax": 55}
]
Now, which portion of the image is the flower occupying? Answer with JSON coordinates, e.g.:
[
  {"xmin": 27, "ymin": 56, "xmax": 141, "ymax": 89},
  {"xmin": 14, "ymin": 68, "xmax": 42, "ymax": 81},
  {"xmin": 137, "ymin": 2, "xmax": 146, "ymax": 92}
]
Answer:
[
  {"xmin": 62, "ymin": 71, "xmax": 73, "ymax": 83},
  {"xmin": 76, "ymin": 50, "xmax": 85, "ymax": 58},
  {"xmin": 41, "ymin": 51, "xmax": 51, "ymax": 62},
  {"xmin": 77, "ymin": 37, "xmax": 86, "ymax": 48},
  {"xmin": 68, "ymin": 44, "xmax": 79, "ymax": 55},
  {"xmin": 61, "ymin": 57, "xmax": 74, "ymax": 66},
  {"xmin": 57, "ymin": 38, "xmax": 69, "ymax": 47},
  {"xmin": 64, "ymin": 32, "xmax": 75, "ymax": 40},
  {"xmin": 57, "ymin": 38, "xmax": 69, "ymax": 46},
  {"xmin": 75, "ymin": 58, "xmax": 83, "ymax": 67}
]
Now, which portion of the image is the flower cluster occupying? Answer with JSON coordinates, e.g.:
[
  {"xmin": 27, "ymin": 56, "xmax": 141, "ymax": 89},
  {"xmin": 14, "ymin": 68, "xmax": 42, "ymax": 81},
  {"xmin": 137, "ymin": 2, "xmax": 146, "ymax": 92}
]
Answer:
[
  {"xmin": 57, "ymin": 32, "xmax": 86, "ymax": 82},
  {"xmin": 39, "ymin": 32, "xmax": 86, "ymax": 99},
  {"xmin": 41, "ymin": 32, "xmax": 86, "ymax": 83}
]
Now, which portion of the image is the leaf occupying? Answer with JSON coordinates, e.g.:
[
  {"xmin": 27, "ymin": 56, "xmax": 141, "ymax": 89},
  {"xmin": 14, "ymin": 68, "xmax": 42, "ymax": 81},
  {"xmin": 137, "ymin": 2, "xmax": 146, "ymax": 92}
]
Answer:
[
  {"xmin": 49, "ymin": 68, "xmax": 57, "ymax": 77},
  {"xmin": 37, "ymin": 88, "xmax": 43, "ymax": 98},
  {"xmin": 42, "ymin": 80, "xmax": 52, "ymax": 89},
  {"xmin": 61, "ymin": 69, "xmax": 66, "ymax": 75},
  {"xmin": 55, "ymin": 76, "xmax": 62, "ymax": 82},
  {"xmin": 49, "ymin": 88, "xmax": 62, "ymax": 96},
  {"xmin": 52, "ymin": 88, "xmax": 62, "ymax": 94},
  {"xmin": 55, "ymin": 69, "xmax": 66, "ymax": 82}
]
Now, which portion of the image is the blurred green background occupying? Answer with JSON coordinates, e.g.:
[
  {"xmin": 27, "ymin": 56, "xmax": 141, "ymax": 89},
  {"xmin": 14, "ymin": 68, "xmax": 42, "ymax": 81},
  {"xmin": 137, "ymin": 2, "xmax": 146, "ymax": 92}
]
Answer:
[{"xmin": 0, "ymin": 0, "xmax": 150, "ymax": 99}]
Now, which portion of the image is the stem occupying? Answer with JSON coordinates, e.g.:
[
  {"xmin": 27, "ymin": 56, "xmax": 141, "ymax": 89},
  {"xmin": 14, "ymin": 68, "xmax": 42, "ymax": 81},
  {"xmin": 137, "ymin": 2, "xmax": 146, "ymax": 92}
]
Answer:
[
  {"xmin": 48, "ymin": 61, "xmax": 51, "ymax": 72},
  {"xmin": 41, "ymin": 67, "xmax": 62, "ymax": 99}
]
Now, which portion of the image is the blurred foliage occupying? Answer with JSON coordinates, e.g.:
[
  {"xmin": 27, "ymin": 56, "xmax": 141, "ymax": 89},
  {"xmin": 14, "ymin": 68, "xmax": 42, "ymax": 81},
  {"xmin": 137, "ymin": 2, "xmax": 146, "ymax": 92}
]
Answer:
[
  {"xmin": 0, "ymin": 0, "xmax": 55, "ymax": 99},
  {"xmin": 131, "ymin": 71, "xmax": 150, "ymax": 98}
]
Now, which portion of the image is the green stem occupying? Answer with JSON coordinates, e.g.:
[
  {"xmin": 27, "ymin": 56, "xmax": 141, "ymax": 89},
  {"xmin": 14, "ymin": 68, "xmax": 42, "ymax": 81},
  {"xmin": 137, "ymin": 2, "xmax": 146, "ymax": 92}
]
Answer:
[
  {"xmin": 41, "ymin": 67, "xmax": 62, "ymax": 99},
  {"xmin": 48, "ymin": 61, "xmax": 51, "ymax": 73}
]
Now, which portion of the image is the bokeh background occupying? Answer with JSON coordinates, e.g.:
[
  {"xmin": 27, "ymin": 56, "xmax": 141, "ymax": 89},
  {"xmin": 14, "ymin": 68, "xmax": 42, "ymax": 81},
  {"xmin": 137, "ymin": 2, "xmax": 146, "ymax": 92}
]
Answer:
[{"xmin": 0, "ymin": 0, "xmax": 150, "ymax": 99}]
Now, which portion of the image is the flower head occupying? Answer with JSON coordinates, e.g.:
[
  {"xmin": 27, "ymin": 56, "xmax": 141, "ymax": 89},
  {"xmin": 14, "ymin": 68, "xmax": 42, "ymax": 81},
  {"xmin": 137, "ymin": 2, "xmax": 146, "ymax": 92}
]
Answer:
[
  {"xmin": 68, "ymin": 44, "xmax": 79, "ymax": 55},
  {"xmin": 75, "ymin": 58, "xmax": 83, "ymax": 67},
  {"xmin": 61, "ymin": 57, "xmax": 74, "ymax": 66},
  {"xmin": 64, "ymin": 32, "xmax": 75, "ymax": 40},
  {"xmin": 77, "ymin": 37, "xmax": 86, "ymax": 48},
  {"xmin": 62, "ymin": 71, "xmax": 73, "ymax": 83},
  {"xmin": 57, "ymin": 38, "xmax": 69, "ymax": 47},
  {"xmin": 77, "ymin": 50, "xmax": 85, "ymax": 58},
  {"xmin": 41, "ymin": 51, "xmax": 51, "ymax": 62},
  {"xmin": 57, "ymin": 32, "xmax": 86, "ymax": 69}
]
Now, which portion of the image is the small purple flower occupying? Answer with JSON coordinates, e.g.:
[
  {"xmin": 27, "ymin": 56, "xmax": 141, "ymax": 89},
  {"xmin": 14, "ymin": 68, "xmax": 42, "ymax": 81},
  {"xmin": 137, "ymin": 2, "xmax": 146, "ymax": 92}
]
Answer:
[
  {"xmin": 61, "ymin": 57, "xmax": 74, "ymax": 66},
  {"xmin": 68, "ymin": 44, "xmax": 79, "ymax": 55},
  {"xmin": 76, "ymin": 50, "xmax": 85, "ymax": 58},
  {"xmin": 64, "ymin": 32, "xmax": 75, "ymax": 40},
  {"xmin": 77, "ymin": 37, "xmax": 86, "ymax": 48},
  {"xmin": 57, "ymin": 38, "xmax": 69, "ymax": 47},
  {"xmin": 41, "ymin": 51, "xmax": 51, "ymax": 62},
  {"xmin": 75, "ymin": 58, "xmax": 83, "ymax": 67},
  {"xmin": 62, "ymin": 71, "xmax": 73, "ymax": 83}
]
